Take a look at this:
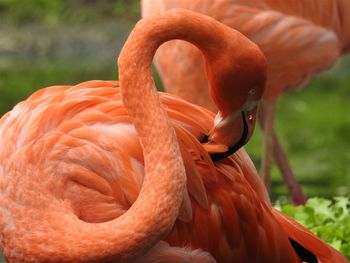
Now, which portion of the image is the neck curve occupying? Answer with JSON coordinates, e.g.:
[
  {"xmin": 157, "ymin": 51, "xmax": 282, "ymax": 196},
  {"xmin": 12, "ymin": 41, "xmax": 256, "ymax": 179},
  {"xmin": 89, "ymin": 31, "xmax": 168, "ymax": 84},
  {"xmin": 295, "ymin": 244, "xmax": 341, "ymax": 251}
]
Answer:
[
  {"xmin": 114, "ymin": 8, "xmax": 266, "ymax": 260},
  {"xmin": 120, "ymin": 8, "xmax": 266, "ymax": 144},
  {"xmin": 19, "ymin": 9, "xmax": 265, "ymax": 262}
]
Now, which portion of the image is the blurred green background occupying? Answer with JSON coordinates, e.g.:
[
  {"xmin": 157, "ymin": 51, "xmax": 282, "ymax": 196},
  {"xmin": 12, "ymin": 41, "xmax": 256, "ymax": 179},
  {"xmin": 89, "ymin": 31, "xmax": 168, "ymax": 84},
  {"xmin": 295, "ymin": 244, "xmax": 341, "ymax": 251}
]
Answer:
[{"xmin": 0, "ymin": 0, "xmax": 349, "ymax": 261}]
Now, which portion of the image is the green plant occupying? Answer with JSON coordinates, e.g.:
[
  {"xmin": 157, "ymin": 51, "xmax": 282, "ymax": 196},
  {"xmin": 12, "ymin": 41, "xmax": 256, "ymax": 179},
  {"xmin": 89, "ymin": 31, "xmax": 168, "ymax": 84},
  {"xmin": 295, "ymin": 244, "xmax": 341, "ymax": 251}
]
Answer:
[{"xmin": 276, "ymin": 197, "xmax": 350, "ymax": 259}]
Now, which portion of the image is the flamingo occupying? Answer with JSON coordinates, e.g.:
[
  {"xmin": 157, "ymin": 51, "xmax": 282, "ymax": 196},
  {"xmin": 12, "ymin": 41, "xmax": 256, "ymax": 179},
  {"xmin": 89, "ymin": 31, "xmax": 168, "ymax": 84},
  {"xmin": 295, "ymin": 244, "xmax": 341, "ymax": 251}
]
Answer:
[
  {"xmin": 0, "ymin": 9, "xmax": 348, "ymax": 263},
  {"xmin": 142, "ymin": 0, "xmax": 350, "ymax": 205}
]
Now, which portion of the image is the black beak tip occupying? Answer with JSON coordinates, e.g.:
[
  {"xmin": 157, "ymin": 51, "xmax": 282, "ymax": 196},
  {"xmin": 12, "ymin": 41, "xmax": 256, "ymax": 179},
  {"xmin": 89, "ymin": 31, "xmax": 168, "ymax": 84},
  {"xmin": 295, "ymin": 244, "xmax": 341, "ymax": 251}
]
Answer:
[{"xmin": 201, "ymin": 112, "xmax": 249, "ymax": 162}]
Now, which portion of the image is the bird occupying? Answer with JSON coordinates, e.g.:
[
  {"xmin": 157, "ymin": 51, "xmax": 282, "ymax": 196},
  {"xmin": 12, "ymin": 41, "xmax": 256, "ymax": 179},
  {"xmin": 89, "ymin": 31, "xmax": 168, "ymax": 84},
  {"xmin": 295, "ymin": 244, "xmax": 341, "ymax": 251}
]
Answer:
[
  {"xmin": 142, "ymin": 0, "xmax": 350, "ymax": 205},
  {"xmin": 0, "ymin": 9, "xmax": 348, "ymax": 263}
]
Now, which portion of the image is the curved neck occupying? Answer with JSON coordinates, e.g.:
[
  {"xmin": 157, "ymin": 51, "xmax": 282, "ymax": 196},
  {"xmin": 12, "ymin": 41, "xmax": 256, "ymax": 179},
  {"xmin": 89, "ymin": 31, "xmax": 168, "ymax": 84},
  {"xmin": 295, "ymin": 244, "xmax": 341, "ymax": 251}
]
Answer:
[
  {"xmin": 118, "ymin": 9, "xmax": 239, "ymax": 116},
  {"xmin": 119, "ymin": 8, "xmax": 267, "ymax": 146},
  {"xmin": 121, "ymin": 9, "xmax": 228, "ymax": 65}
]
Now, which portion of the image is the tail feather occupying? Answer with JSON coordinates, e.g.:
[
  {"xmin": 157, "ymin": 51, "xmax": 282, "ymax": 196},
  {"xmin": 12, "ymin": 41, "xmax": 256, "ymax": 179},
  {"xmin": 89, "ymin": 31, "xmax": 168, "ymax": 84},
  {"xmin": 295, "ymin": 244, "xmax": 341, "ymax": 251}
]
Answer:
[{"xmin": 272, "ymin": 208, "xmax": 349, "ymax": 263}]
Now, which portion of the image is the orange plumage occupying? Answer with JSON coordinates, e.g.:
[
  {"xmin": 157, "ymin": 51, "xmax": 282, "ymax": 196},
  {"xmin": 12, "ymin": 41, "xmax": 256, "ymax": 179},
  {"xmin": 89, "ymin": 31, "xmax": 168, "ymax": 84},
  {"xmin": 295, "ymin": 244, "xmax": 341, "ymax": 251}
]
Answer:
[
  {"xmin": 142, "ymin": 0, "xmax": 350, "ymax": 204},
  {"xmin": 0, "ymin": 9, "xmax": 347, "ymax": 263}
]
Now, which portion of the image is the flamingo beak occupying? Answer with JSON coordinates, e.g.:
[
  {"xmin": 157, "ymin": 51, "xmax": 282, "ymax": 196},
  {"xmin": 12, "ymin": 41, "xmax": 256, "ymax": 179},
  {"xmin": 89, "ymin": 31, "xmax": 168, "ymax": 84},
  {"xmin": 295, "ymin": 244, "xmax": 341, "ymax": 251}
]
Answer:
[
  {"xmin": 204, "ymin": 112, "xmax": 250, "ymax": 161},
  {"xmin": 201, "ymin": 111, "xmax": 255, "ymax": 161}
]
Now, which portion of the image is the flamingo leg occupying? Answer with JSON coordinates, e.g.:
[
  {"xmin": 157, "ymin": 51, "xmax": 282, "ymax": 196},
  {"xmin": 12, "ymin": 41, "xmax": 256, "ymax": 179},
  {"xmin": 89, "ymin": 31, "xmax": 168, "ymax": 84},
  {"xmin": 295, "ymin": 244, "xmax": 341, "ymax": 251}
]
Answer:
[
  {"xmin": 259, "ymin": 100, "xmax": 307, "ymax": 205},
  {"xmin": 259, "ymin": 100, "xmax": 276, "ymax": 194},
  {"xmin": 272, "ymin": 131, "xmax": 307, "ymax": 205}
]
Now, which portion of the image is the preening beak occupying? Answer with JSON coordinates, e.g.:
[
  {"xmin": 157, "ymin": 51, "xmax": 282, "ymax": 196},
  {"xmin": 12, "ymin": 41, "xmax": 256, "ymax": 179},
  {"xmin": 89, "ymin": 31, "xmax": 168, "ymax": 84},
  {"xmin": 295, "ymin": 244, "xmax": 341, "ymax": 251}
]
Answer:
[
  {"xmin": 209, "ymin": 112, "xmax": 248, "ymax": 161},
  {"xmin": 202, "ymin": 109, "xmax": 258, "ymax": 162}
]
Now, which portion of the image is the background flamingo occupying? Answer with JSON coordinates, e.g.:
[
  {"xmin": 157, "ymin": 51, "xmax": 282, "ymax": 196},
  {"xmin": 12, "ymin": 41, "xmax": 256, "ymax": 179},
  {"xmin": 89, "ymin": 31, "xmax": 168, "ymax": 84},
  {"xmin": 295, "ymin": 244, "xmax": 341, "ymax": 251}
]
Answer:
[
  {"xmin": 142, "ymin": 0, "xmax": 350, "ymax": 205},
  {"xmin": 0, "ymin": 9, "xmax": 348, "ymax": 262}
]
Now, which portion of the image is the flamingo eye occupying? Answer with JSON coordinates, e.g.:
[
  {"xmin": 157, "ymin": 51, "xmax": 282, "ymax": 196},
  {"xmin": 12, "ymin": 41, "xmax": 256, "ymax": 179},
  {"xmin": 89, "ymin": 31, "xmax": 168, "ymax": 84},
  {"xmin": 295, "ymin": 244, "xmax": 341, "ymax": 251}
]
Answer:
[{"xmin": 248, "ymin": 114, "xmax": 254, "ymax": 122}]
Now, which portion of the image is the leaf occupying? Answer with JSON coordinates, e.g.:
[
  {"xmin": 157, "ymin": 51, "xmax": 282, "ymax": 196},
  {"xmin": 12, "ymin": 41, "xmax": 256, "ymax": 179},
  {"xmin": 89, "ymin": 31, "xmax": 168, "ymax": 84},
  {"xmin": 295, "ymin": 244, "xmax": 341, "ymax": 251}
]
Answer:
[{"xmin": 275, "ymin": 196, "xmax": 350, "ymax": 260}]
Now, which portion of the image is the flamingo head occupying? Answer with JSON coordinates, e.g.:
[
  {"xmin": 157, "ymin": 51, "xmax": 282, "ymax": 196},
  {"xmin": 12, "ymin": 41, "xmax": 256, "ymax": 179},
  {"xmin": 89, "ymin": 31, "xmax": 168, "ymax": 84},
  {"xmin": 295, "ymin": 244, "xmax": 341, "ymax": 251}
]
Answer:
[{"xmin": 204, "ymin": 34, "xmax": 267, "ymax": 155}]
